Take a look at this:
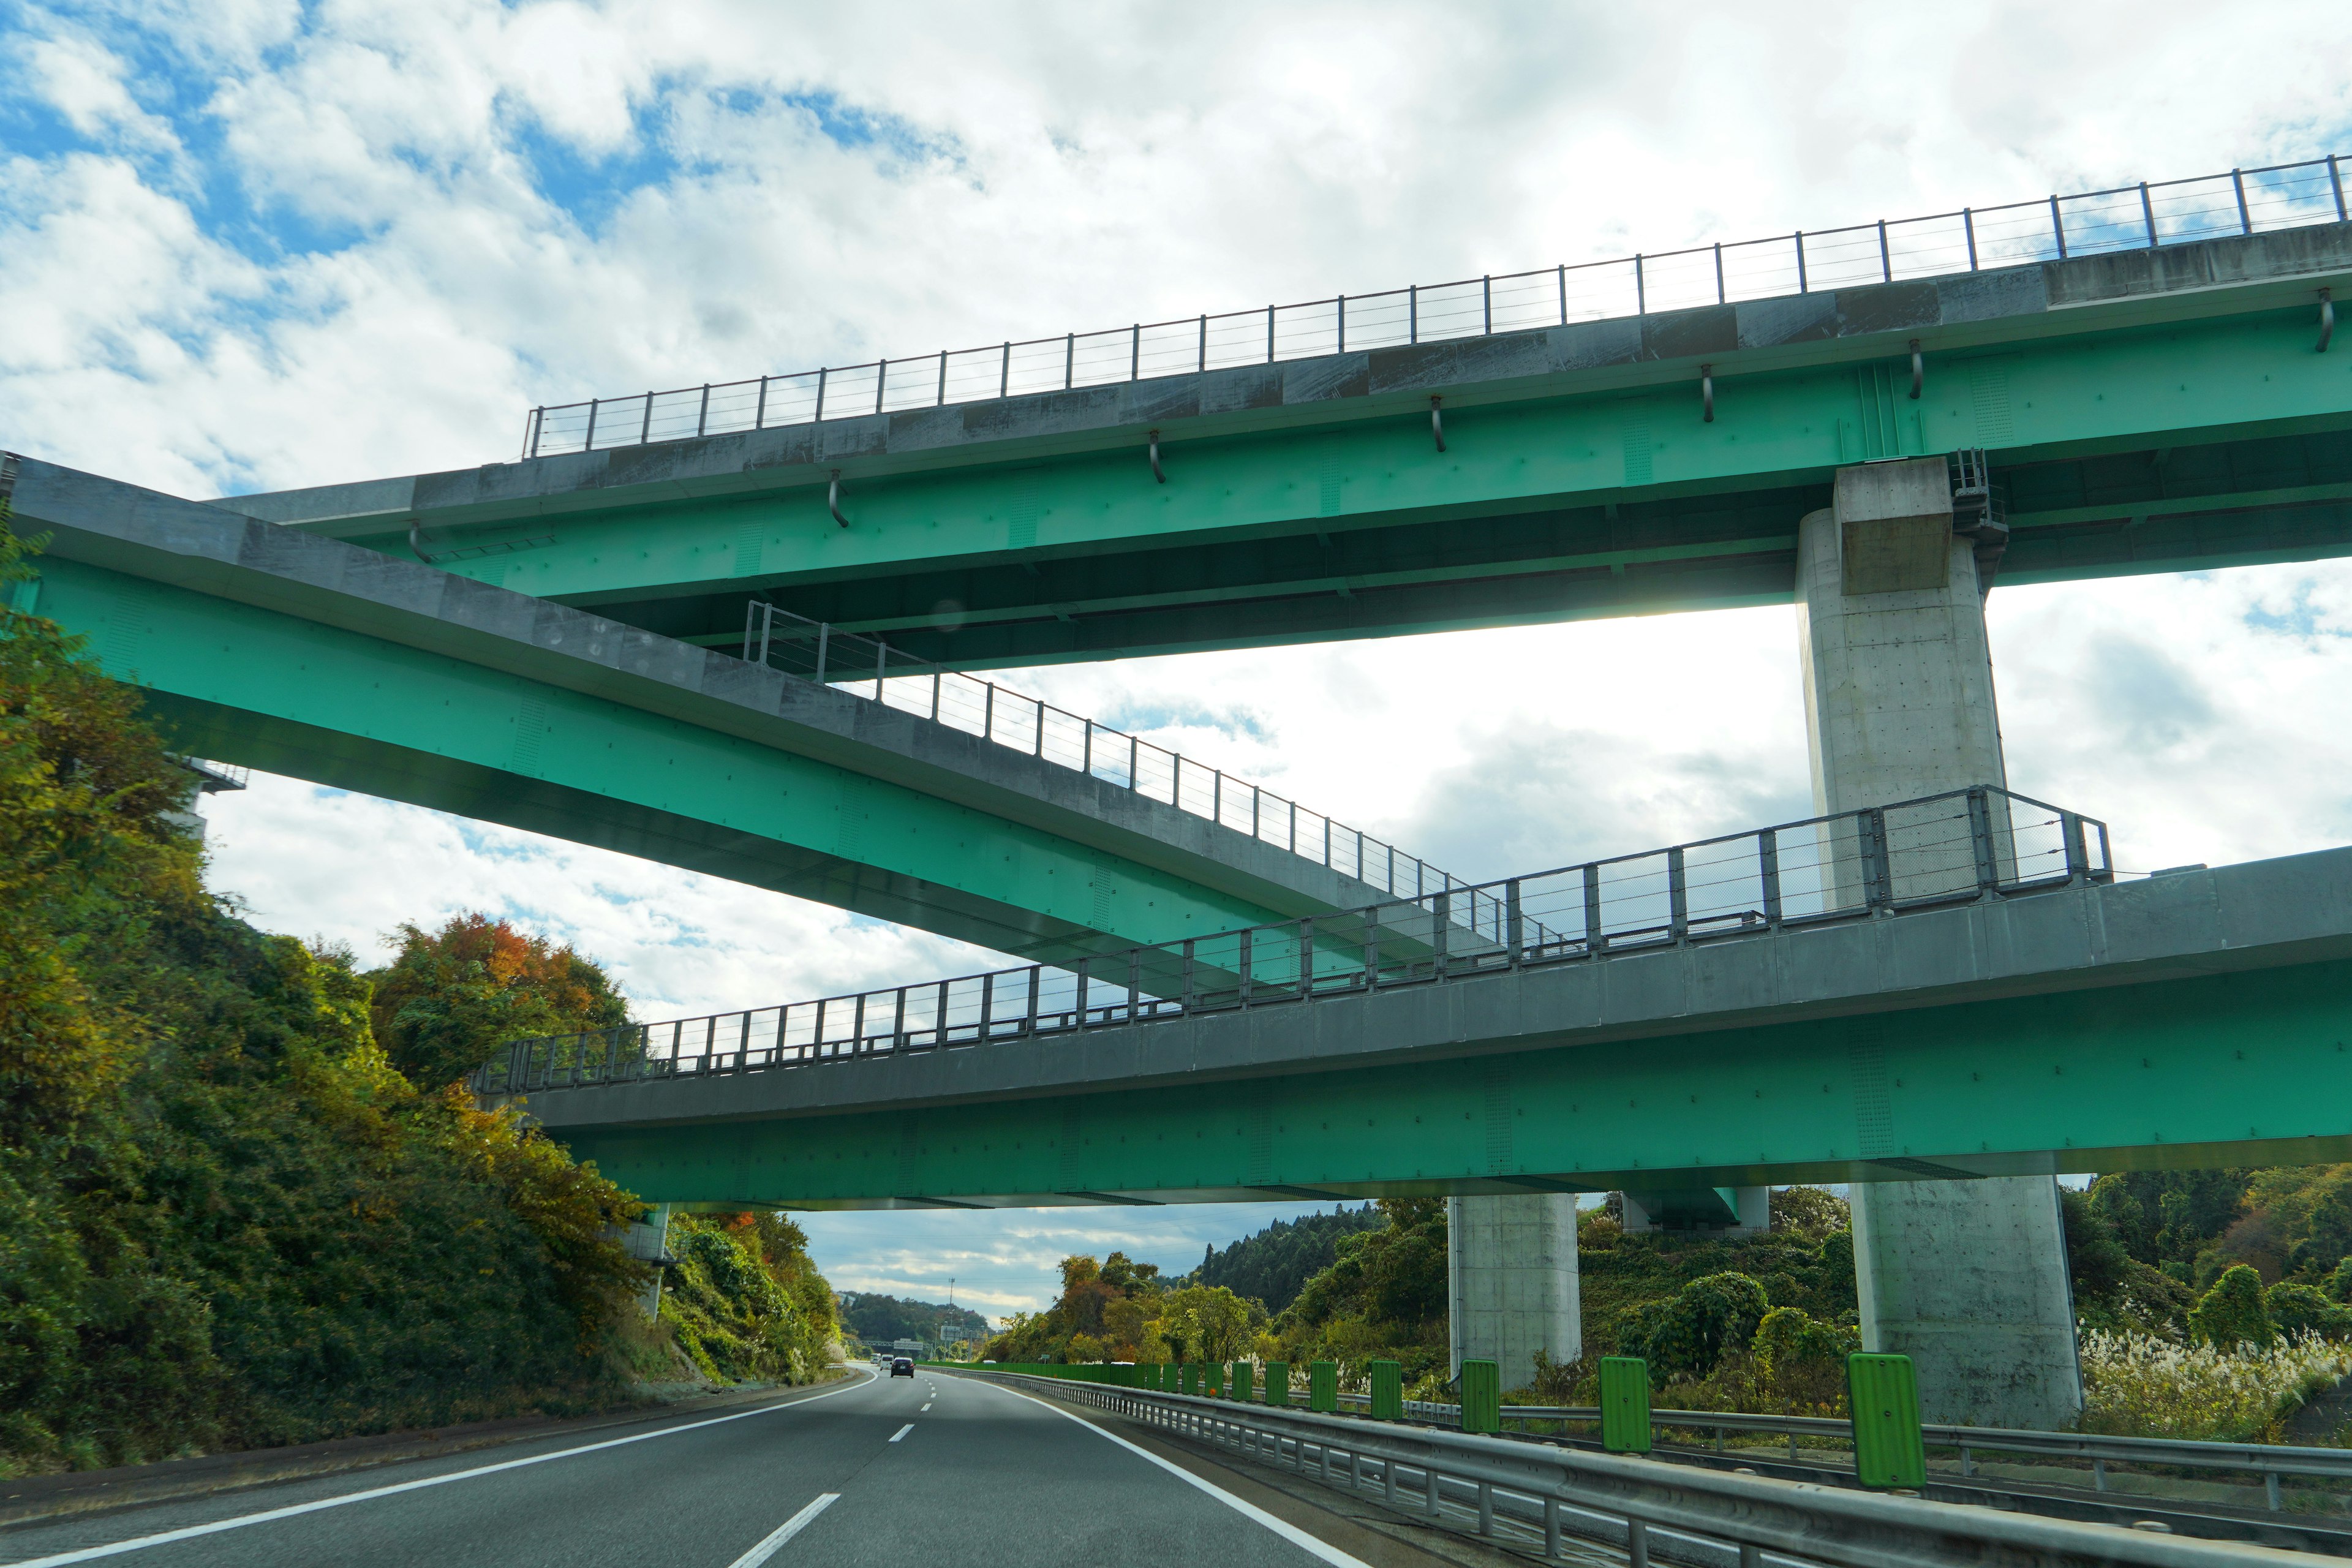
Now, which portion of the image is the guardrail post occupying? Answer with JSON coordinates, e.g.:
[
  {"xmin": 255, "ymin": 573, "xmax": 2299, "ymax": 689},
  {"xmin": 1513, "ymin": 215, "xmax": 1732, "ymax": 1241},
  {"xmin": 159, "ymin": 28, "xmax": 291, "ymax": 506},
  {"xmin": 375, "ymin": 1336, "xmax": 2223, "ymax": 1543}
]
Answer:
[
  {"xmin": 1459, "ymin": 1360, "xmax": 1500, "ymax": 1434},
  {"xmin": 1368, "ymin": 1359, "xmax": 1400, "ymax": 1419},
  {"xmin": 1297, "ymin": 918, "xmax": 1313, "ymax": 999},
  {"xmin": 1025, "ymin": 965, "xmax": 1041, "ymax": 1035},
  {"xmin": 2062, "ymin": 812, "xmax": 2091, "ymax": 882},
  {"xmin": 1583, "ymin": 863, "xmax": 1605, "ymax": 952},
  {"xmin": 1968, "ymin": 786, "xmax": 1999, "ymax": 894},
  {"xmin": 1180, "ymin": 938, "xmax": 1196, "ymax": 1011},
  {"xmin": 1758, "ymin": 830, "xmax": 1782, "ymax": 925},
  {"xmin": 1667, "ymin": 846, "xmax": 1688, "ymax": 941},
  {"xmin": 1847, "ymin": 1353, "xmax": 1926, "ymax": 1490},
  {"xmin": 1432, "ymin": 890, "xmax": 1450, "ymax": 979},
  {"xmin": 1599, "ymin": 1357, "xmax": 1651, "ymax": 1453},
  {"xmin": 1860, "ymin": 807, "xmax": 1892, "ymax": 909},
  {"xmin": 1310, "ymin": 1360, "xmax": 1338, "ymax": 1412},
  {"xmin": 1504, "ymin": 880, "xmax": 1523, "ymax": 964},
  {"xmin": 1238, "ymin": 927, "xmax": 1254, "ymax": 1007}
]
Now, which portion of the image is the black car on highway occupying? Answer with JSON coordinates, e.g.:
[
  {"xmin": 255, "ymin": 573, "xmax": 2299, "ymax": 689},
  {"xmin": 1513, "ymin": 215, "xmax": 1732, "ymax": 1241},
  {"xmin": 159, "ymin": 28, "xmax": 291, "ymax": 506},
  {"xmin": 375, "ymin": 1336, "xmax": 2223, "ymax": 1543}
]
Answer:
[{"xmin": 891, "ymin": 1357, "xmax": 914, "ymax": 1377}]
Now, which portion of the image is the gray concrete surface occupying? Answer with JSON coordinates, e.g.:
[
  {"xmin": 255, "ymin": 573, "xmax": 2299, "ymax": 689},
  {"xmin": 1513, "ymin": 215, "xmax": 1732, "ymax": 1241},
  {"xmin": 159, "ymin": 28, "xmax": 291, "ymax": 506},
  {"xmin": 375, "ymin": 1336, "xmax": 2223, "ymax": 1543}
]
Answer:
[
  {"xmin": 1447, "ymin": 1193, "xmax": 1580, "ymax": 1392},
  {"xmin": 1794, "ymin": 461, "xmax": 2082, "ymax": 1430},
  {"xmin": 0, "ymin": 1370, "xmax": 1347, "ymax": 1568}
]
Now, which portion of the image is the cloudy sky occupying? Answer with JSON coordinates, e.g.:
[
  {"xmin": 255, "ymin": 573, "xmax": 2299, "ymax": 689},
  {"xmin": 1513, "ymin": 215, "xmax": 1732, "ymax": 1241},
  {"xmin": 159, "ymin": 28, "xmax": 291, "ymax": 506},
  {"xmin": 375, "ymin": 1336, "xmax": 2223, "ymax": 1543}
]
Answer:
[{"xmin": 6, "ymin": 1, "xmax": 2351, "ymax": 1319}]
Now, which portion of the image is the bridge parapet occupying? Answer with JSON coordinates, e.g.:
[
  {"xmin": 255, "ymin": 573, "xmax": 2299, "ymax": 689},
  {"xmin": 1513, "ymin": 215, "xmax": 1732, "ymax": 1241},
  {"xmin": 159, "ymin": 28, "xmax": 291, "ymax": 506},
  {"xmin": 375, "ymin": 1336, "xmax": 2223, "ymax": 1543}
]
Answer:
[{"xmin": 477, "ymin": 784, "xmax": 2108, "ymax": 1098}]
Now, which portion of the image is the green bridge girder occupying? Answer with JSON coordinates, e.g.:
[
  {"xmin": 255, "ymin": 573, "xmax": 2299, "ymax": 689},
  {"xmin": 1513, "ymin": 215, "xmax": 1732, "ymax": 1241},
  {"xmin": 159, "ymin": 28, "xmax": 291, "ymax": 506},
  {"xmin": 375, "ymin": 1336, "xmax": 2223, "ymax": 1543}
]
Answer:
[
  {"xmin": 233, "ymin": 225, "xmax": 2352, "ymax": 670},
  {"xmin": 515, "ymin": 850, "xmax": 2352, "ymax": 1208},
  {"xmin": 546, "ymin": 956, "xmax": 2352, "ymax": 1212},
  {"xmin": 7, "ymin": 461, "xmax": 1401, "ymax": 961}
]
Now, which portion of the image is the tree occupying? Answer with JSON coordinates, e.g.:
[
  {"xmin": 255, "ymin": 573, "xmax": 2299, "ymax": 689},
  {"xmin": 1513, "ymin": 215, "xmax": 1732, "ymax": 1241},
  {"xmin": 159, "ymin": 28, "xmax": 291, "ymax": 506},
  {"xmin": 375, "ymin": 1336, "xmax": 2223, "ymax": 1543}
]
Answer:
[
  {"xmin": 1616, "ymin": 1273, "xmax": 1770, "ymax": 1381},
  {"xmin": 366, "ymin": 914, "xmax": 628, "ymax": 1088}
]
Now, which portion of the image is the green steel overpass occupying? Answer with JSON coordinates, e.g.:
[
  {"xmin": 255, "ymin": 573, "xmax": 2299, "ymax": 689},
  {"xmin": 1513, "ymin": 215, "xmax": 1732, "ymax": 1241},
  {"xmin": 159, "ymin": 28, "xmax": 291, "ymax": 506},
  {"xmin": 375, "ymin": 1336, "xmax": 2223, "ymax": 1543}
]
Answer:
[
  {"xmin": 227, "ymin": 209, "xmax": 2352, "ymax": 671},
  {"xmin": 0, "ymin": 179, "xmax": 2341, "ymax": 973},
  {"xmin": 483, "ymin": 831, "xmax": 2352, "ymax": 1213}
]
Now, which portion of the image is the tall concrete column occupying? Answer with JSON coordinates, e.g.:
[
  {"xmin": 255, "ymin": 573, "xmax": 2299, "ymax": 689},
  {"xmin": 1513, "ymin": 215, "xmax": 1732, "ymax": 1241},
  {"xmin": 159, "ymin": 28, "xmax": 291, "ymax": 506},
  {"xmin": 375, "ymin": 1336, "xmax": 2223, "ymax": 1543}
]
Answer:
[
  {"xmin": 1447, "ymin": 1193, "xmax": 1580, "ymax": 1392},
  {"xmin": 1794, "ymin": 458, "xmax": 2082, "ymax": 1431}
]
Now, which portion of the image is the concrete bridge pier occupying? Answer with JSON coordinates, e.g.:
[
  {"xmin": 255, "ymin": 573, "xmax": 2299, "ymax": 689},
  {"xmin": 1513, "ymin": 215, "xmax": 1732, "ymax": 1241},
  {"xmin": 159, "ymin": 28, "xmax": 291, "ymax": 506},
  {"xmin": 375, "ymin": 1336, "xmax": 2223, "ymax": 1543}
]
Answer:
[
  {"xmin": 1447, "ymin": 1193, "xmax": 1580, "ymax": 1392},
  {"xmin": 1795, "ymin": 458, "xmax": 2083, "ymax": 1431}
]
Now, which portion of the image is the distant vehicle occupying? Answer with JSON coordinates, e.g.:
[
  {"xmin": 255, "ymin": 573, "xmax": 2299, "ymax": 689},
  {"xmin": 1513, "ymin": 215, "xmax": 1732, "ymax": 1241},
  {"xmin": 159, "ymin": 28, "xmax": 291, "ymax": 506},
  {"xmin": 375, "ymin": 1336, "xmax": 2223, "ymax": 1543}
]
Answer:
[{"xmin": 892, "ymin": 1357, "xmax": 914, "ymax": 1377}]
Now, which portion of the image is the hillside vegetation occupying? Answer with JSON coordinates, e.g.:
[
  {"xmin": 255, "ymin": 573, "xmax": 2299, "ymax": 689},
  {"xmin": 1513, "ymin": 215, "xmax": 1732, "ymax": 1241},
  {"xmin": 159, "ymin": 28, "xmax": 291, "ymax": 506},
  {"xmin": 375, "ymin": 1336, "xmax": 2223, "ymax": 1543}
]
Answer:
[
  {"xmin": 1184, "ymin": 1205, "xmax": 1385, "ymax": 1314},
  {"xmin": 0, "ymin": 520, "xmax": 834, "ymax": 1473}
]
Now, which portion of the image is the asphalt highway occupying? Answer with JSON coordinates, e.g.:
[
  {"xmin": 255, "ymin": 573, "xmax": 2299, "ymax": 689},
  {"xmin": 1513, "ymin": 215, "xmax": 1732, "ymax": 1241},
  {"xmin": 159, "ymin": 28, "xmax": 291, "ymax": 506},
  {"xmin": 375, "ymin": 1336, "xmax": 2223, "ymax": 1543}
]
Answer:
[{"xmin": 0, "ymin": 1368, "xmax": 1365, "ymax": 1568}]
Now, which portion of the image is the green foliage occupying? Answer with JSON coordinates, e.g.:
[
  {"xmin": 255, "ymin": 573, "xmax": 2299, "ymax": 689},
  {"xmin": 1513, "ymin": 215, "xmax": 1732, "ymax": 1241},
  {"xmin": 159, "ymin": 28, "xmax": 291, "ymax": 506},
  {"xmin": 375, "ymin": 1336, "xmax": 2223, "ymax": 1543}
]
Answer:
[
  {"xmin": 366, "ymin": 914, "xmax": 628, "ymax": 1090},
  {"xmin": 1184, "ymin": 1205, "xmax": 1385, "ymax": 1314},
  {"xmin": 2263, "ymin": 1281, "xmax": 2352, "ymax": 1343},
  {"xmin": 2190, "ymin": 1265, "xmax": 2275, "ymax": 1350},
  {"xmin": 837, "ymin": 1292, "xmax": 989, "ymax": 1352},
  {"xmin": 1615, "ymin": 1272, "xmax": 1770, "ymax": 1382},
  {"xmin": 0, "ymin": 535, "xmax": 671, "ymax": 1472},
  {"xmin": 657, "ymin": 1214, "xmax": 835, "ymax": 1385},
  {"xmin": 1275, "ymin": 1199, "xmax": 1451, "ymax": 1382}
]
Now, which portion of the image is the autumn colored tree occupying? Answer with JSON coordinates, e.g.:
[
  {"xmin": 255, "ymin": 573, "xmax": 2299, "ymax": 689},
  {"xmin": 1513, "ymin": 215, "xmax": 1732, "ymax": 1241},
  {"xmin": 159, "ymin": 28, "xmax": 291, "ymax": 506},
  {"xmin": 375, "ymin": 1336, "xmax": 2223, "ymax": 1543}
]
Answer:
[{"xmin": 367, "ymin": 914, "xmax": 629, "ymax": 1088}]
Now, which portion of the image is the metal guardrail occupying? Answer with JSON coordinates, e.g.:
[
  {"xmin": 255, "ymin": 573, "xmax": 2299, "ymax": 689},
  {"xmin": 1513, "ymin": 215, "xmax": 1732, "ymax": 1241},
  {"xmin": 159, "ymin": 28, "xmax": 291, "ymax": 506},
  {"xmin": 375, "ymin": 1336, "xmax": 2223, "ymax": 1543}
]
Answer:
[
  {"xmin": 521, "ymin": 153, "xmax": 2350, "ymax": 459},
  {"xmin": 742, "ymin": 599, "xmax": 1461, "ymax": 905},
  {"xmin": 951, "ymin": 1368, "xmax": 2299, "ymax": 1567},
  {"xmin": 473, "ymin": 785, "xmax": 2110, "ymax": 1096},
  {"xmin": 1351, "ymin": 1401, "xmax": 2352, "ymax": 1513}
]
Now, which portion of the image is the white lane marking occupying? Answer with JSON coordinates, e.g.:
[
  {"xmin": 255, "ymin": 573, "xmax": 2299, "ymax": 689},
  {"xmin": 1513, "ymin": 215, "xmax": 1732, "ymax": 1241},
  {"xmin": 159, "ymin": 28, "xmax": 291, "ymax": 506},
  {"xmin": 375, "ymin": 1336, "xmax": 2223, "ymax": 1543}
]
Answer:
[
  {"xmin": 976, "ymin": 1380, "xmax": 1371, "ymax": 1568},
  {"xmin": 723, "ymin": 1492, "xmax": 839, "ymax": 1568},
  {"xmin": 888, "ymin": 1423, "xmax": 914, "ymax": 1442},
  {"xmin": 920, "ymin": 1403, "xmax": 932, "ymax": 1412},
  {"xmin": 2, "ymin": 1372, "xmax": 878, "ymax": 1568}
]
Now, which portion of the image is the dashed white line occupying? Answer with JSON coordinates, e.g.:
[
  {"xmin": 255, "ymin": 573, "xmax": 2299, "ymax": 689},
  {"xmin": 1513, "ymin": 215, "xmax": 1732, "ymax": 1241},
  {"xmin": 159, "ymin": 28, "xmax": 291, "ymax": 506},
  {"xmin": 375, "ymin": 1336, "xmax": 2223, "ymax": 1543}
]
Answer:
[
  {"xmin": 888, "ymin": 1423, "xmax": 915, "ymax": 1443},
  {"xmin": 723, "ymin": 1493, "xmax": 839, "ymax": 1568},
  {"xmin": 920, "ymin": 1403, "xmax": 932, "ymax": 1412}
]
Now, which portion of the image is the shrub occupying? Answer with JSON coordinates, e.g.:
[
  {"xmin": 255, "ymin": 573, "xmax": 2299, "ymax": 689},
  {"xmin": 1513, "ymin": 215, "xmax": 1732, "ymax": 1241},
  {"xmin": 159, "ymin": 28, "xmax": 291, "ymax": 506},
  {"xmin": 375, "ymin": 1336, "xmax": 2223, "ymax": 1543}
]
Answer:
[
  {"xmin": 2189, "ymin": 1265, "xmax": 2274, "ymax": 1350},
  {"xmin": 2264, "ymin": 1282, "xmax": 2352, "ymax": 1343},
  {"xmin": 1618, "ymin": 1273, "xmax": 1770, "ymax": 1382}
]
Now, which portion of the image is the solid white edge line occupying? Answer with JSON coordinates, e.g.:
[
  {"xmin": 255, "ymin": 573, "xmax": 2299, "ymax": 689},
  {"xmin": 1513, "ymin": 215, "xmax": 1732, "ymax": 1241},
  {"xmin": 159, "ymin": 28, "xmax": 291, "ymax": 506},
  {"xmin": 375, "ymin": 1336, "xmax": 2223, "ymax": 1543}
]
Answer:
[
  {"xmin": 888, "ymin": 1423, "xmax": 915, "ymax": 1442},
  {"xmin": 979, "ymin": 1381, "xmax": 1371, "ymax": 1568},
  {"xmin": 724, "ymin": 1492, "xmax": 840, "ymax": 1568},
  {"xmin": 3, "ymin": 1370, "xmax": 878, "ymax": 1568}
]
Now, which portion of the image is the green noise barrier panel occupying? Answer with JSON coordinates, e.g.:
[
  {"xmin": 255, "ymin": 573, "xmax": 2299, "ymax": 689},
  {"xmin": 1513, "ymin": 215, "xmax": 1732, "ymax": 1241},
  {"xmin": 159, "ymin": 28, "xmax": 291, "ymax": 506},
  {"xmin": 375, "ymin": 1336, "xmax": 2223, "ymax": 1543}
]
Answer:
[
  {"xmin": 1264, "ymin": 1360, "xmax": 1290, "ymax": 1406},
  {"xmin": 1599, "ymin": 1357, "xmax": 1652, "ymax": 1453},
  {"xmin": 1231, "ymin": 1361, "xmax": 1254, "ymax": 1403},
  {"xmin": 1458, "ymin": 1360, "xmax": 1501, "ymax": 1434},
  {"xmin": 1368, "ymin": 1360, "xmax": 1403, "ymax": 1420},
  {"xmin": 1309, "ymin": 1360, "xmax": 1338, "ymax": 1413},
  {"xmin": 1847, "ymin": 1354, "xmax": 1927, "ymax": 1490}
]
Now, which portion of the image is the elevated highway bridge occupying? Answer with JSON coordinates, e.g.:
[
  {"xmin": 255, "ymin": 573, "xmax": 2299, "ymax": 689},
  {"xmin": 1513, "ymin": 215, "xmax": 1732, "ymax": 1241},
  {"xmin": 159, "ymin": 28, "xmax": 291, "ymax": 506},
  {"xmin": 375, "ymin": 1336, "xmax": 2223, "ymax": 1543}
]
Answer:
[{"xmin": 8, "ymin": 156, "xmax": 2351, "ymax": 1432}]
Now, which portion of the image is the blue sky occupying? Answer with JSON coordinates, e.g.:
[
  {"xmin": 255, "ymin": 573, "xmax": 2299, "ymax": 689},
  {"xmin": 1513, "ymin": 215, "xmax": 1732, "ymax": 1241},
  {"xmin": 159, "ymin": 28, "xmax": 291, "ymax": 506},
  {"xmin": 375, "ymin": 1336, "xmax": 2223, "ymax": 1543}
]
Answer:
[{"xmin": 7, "ymin": 0, "xmax": 2352, "ymax": 1318}]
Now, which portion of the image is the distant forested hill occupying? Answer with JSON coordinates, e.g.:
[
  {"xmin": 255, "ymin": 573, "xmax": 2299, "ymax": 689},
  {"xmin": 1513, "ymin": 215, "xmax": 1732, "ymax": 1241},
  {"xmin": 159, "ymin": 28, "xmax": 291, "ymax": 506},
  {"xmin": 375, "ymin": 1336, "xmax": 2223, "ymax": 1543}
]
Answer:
[
  {"xmin": 840, "ymin": 1292, "xmax": 991, "ymax": 1347},
  {"xmin": 1186, "ymin": 1206, "xmax": 1386, "ymax": 1312}
]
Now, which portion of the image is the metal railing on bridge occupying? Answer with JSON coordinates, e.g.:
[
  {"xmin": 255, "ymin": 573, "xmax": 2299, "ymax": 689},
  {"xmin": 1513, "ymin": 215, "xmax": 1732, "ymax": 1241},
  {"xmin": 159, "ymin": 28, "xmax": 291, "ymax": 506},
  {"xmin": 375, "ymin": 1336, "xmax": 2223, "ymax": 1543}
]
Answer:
[
  {"xmin": 520, "ymin": 153, "xmax": 2348, "ymax": 458},
  {"xmin": 744, "ymin": 598, "xmax": 1459, "ymax": 902},
  {"xmin": 473, "ymin": 785, "xmax": 2111, "ymax": 1098}
]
